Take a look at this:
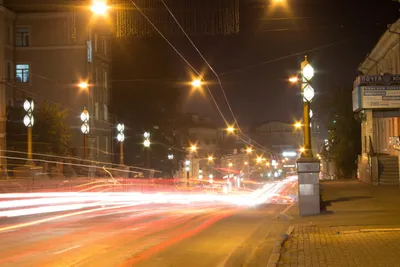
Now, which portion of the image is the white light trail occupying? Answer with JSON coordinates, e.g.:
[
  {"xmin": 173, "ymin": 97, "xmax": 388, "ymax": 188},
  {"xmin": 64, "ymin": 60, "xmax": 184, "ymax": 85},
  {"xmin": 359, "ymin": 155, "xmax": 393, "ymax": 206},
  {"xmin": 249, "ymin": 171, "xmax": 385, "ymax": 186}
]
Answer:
[{"xmin": 0, "ymin": 177, "xmax": 298, "ymax": 218}]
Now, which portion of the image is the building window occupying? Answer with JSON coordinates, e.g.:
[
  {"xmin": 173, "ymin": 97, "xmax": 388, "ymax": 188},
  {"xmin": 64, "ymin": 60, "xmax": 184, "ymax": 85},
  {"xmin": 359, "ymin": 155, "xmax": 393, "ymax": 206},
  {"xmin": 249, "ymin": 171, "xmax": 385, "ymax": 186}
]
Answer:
[
  {"xmin": 15, "ymin": 27, "xmax": 30, "ymax": 47},
  {"xmin": 105, "ymin": 137, "xmax": 108, "ymax": 154},
  {"xmin": 96, "ymin": 136, "xmax": 99, "ymax": 156},
  {"xmin": 95, "ymin": 102, "xmax": 99, "ymax": 120},
  {"xmin": 104, "ymin": 104, "xmax": 108, "ymax": 121},
  {"xmin": 16, "ymin": 64, "xmax": 29, "ymax": 83},
  {"xmin": 5, "ymin": 62, "xmax": 12, "ymax": 81},
  {"xmin": 94, "ymin": 34, "xmax": 98, "ymax": 52},
  {"xmin": 103, "ymin": 71, "xmax": 108, "ymax": 104},
  {"xmin": 103, "ymin": 39, "xmax": 107, "ymax": 56},
  {"xmin": 87, "ymin": 40, "xmax": 92, "ymax": 62}
]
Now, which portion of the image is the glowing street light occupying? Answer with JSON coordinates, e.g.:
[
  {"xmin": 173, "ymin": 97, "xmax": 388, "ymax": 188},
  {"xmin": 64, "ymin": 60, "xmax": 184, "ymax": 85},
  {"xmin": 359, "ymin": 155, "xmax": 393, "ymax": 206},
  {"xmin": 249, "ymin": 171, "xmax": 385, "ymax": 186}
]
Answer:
[
  {"xmin": 302, "ymin": 63, "xmax": 315, "ymax": 81},
  {"xmin": 90, "ymin": 0, "xmax": 109, "ymax": 15},
  {"xmin": 246, "ymin": 147, "xmax": 253, "ymax": 154},
  {"xmin": 78, "ymin": 81, "xmax": 89, "ymax": 90},
  {"xmin": 207, "ymin": 156, "xmax": 214, "ymax": 162},
  {"xmin": 289, "ymin": 76, "xmax": 299, "ymax": 83},
  {"xmin": 228, "ymin": 162, "xmax": 233, "ymax": 167},
  {"xmin": 143, "ymin": 139, "xmax": 150, "ymax": 148},
  {"xmin": 168, "ymin": 154, "xmax": 174, "ymax": 160},
  {"xmin": 191, "ymin": 79, "xmax": 202, "ymax": 88},
  {"xmin": 226, "ymin": 125, "xmax": 235, "ymax": 133},
  {"xmin": 190, "ymin": 145, "xmax": 197, "ymax": 152},
  {"xmin": 303, "ymin": 84, "xmax": 315, "ymax": 102},
  {"xmin": 294, "ymin": 121, "xmax": 302, "ymax": 129},
  {"xmin": 257, "ymin": 157, "xmax": 262, "ymax": 163}
]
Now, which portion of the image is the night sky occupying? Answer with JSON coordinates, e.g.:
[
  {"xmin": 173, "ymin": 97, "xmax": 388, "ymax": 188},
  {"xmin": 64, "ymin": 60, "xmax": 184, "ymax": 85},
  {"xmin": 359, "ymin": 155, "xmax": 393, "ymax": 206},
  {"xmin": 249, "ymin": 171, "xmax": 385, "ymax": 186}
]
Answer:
[
  {"xmin": 113, "ymin": 0, "xmax": 399, "ymax": 128},
  {"xmin": 179, "ymin": 0, "xmax": 399, "ymax": 125}
]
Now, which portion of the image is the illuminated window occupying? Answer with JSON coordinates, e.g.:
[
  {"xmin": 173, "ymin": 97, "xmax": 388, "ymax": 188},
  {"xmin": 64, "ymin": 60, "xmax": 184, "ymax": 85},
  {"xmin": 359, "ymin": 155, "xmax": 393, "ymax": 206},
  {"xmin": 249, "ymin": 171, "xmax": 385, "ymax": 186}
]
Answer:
[
  {"xmin": 15, "ymin": 27, "xmax": 29, "ymax": 47},
  {"xmin": 16, "ymin": 64, "xmax": 29, "ymax": 83}
]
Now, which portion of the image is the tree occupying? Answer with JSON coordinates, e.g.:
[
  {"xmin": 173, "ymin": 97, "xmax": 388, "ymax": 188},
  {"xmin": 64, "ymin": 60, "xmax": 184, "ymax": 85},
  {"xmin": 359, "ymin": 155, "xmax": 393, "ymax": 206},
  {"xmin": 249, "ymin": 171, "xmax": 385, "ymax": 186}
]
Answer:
[
  {"xmin": 316, "ymin": 87, "xmax": 361, "ymax": 178},
  {"xmin": 7, "ymin": 101, "xmax": 71, "ymax": 157}
]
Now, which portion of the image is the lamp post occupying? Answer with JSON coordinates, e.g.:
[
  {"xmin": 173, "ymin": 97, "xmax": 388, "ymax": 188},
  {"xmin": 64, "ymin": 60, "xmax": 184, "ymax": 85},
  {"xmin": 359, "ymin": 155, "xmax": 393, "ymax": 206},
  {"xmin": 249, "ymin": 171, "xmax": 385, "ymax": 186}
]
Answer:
[
  {"xmin": 23, "ymin": 98, "xmax": 34, "ymax": 165},
  {"xmin": 295, "ymin": 56, "xmax": 320, "ymax": 216},
  {"xmin": 300, "ymin": 56, "xmax": 315, "ymax": 158},
  {"xmin": 117, "ymin": 123, "xmax": 125, "ymax": 165},
  {"xmin": 81, "ymin": 107, "xmax": 90, "ymax": 159},
  {"xmin": 143, "ymin": 132, "xmax": 151, "ymax": 173}
]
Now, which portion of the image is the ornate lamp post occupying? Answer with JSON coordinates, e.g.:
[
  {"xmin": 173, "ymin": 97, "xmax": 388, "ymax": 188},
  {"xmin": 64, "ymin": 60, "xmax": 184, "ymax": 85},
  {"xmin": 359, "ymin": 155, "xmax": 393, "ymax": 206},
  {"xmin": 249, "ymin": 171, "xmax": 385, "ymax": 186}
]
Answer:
[
  {"xmin": 117, "ymin": 123, "xmax": 125, "ymax": 165},
  {"xmin": 23, "ymin": 98, "xmax": 34, "ymax": 165},
  {"xmin": 80, "ymin": 107, "xmax": 90, "ymax": 159}
]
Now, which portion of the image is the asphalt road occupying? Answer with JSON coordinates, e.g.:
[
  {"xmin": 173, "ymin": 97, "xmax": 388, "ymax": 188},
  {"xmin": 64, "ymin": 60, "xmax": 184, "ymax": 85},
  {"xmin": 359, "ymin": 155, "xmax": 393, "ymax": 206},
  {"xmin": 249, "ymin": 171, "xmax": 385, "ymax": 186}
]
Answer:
[{"xmin": 0, "ymin": 202, "xmax": 289, "ymax": 267}]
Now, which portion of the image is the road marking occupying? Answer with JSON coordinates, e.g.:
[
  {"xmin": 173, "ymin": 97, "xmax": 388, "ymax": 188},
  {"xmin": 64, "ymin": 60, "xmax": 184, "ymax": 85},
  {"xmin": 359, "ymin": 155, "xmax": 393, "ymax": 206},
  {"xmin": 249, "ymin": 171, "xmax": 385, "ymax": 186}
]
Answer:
[{"xmin": 54, "ymin": 245, "xmax": 81, "ymax": 255}]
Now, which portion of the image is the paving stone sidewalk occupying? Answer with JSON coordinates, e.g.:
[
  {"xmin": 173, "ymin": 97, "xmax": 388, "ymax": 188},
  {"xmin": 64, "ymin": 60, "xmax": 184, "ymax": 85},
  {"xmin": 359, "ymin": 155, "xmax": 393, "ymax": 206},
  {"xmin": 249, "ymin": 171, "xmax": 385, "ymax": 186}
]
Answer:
[
  {"xmin": 278, "ymin": 180, "xmax": 400, "ymax": 267},
  {"xmin": 278, "ymin": 225, "xmax": 400, "ymax": 267}
]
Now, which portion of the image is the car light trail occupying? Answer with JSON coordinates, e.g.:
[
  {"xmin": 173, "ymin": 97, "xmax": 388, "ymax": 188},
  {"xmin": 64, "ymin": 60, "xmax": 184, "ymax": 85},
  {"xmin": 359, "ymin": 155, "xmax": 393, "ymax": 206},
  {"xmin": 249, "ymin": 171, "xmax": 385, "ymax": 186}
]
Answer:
[{"xmin": 0, "ymin": 177, "xmax": 297, "ymax": 223}]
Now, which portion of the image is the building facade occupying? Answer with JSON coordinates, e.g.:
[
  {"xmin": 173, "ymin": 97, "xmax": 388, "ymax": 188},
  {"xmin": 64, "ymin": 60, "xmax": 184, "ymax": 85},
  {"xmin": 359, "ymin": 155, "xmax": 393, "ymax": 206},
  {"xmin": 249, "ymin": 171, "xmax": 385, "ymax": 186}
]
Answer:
[
  {"xmin": 1, "ymin": 1, "xmax": 113, "ymax": 165},
  {"xmin": 354, "ymin": 18, "xmax": 400, "ymax": 184}
]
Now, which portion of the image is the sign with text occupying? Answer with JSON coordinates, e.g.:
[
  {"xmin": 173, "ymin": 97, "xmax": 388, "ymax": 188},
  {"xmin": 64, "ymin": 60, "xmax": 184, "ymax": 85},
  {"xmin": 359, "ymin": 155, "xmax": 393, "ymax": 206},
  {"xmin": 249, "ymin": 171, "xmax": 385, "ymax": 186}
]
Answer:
[{"xmin": 353, "ymin": 84, "xmax": 400, "ymax": 111}]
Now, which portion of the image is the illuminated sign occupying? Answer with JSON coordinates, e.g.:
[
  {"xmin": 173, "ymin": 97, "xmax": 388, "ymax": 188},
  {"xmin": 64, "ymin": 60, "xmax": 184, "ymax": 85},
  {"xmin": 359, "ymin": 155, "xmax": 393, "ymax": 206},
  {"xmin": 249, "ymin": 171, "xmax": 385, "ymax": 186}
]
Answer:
[{"xmin": 282, "ymin": 151, "xmax": 297, "ymax": 157}]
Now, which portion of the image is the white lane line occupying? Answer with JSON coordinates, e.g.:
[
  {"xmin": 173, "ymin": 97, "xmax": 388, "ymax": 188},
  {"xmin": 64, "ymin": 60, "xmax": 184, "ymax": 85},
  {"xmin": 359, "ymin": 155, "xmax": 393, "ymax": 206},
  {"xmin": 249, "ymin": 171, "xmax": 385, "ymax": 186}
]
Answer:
[{"xmin": 54, "ymin": 244, "xmax": 82, "ymax": 255}]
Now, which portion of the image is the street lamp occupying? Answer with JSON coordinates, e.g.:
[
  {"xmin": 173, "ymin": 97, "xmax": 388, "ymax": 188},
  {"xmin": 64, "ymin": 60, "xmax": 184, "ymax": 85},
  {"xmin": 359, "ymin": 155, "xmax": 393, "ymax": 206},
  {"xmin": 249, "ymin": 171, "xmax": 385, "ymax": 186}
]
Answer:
[
  {"xmin": 289, "ymin": 76, "xmax": 299, "ymax": 83},
  {"xmin": 228, "ymin": 162, "xmax": 233, "ymax": 167},
  {"xmin": 80, "ymin": 107, "xmax": 90, "ymax": 159},
  {"xmin": 78, "ymin": 81, "xmax": 89, "ymax": 90},
  {"xmin": 294, "ymin": 121, "xmax": 302, "ymax": 129},
  {"xmin": 90, "ymin": 0, "xmax": 109, "ymax": 15},
  {"xmin": 168, "ymin": 154, "xmax": 174, "ymax": 160},
  {"xmin": 23, "ymin": 98, "xmax": 34, "ymax": 164},
  {"xmin": 143, "ymin": 139, "xmax": 150, "ymax": 148},
  {"xmin": 191, "ymin": 79, "xmax": 202, "ymax": 88},
  {"xmin": 256, "ymin": 157, "xmax": 262, "ymax": 163},
  {"xmin": 226, "ymin": 125, "xmax": 235, "ymax": 134},
  {"xmin": 117, "ymin": 123, "xmax": 125, "ymax": 165},
  {"xmin": 207, "ymin": 155, "xmax": 214, "ymax": 162},
  {"xmin": 300, "ymin": 55, "xmax": 315, "ymax": 157},
  {"xmin": 190, "ymin": 144, "xmax": 197, "ymax": 152},
  {"xmin": 246, "ymin": 147, "xmax": 253, "ymax": 154}
]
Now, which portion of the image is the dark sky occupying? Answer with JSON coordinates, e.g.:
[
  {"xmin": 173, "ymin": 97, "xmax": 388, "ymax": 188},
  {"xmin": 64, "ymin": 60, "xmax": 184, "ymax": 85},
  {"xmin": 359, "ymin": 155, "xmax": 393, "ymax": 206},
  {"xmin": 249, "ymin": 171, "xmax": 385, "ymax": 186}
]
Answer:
[
  {"xmin": 178, "ymin": 0, "xmax": 399, "ymax": 126},
  {"xmin": 113, "ymin": 0, "xmax": 399, "ymax": 129}
]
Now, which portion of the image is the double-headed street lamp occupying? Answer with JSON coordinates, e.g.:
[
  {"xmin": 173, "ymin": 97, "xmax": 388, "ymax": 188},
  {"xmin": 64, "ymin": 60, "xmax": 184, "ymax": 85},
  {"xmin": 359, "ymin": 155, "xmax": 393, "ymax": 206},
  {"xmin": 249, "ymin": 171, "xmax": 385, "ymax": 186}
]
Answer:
[
  {"xmin": 300, "ymin": 56, "xmax": 315, "ymax": 158},
  {"xmin": 81, "ymin": 107, "xmax": 90, "ymax": 159},
  {"xmin": 117, "ymin": 123, "xmax": 125, "ymax": 165},
  {"xmin": 143, "ymin": 132, "xmax": 151, "ymax": 171},
  {"xmin": 23, "ymin": 98, "xmax": 34, "ymax": 164}
]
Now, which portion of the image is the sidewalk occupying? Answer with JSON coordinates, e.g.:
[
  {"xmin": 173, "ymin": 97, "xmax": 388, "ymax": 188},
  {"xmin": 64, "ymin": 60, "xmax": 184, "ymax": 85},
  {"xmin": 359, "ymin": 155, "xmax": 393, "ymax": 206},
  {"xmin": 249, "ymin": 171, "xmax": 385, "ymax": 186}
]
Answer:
[{"xmin": 278, "ymin": 180, "xmax": 400, "ymax": 267}]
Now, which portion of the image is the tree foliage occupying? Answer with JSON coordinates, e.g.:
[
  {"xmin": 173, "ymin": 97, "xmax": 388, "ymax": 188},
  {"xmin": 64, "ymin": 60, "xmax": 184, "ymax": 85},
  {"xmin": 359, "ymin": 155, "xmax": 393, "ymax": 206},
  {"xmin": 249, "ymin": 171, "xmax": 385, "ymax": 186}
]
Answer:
[
  {"xmin": 316, "ymin": 87, "xmax": 361, "ymax": 178},
  {"xmin": 7, "ymin": 101, "xmax": 71, "ymax": 156}
]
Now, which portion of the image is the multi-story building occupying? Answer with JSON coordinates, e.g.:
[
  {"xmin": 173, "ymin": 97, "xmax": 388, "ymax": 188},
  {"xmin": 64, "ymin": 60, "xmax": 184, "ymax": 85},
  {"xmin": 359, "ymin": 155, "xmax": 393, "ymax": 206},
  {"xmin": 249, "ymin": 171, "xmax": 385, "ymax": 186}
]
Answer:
[
  {"xmin": 353, "ymin": 18, "xmax": 400, "ymax": 185},
  {"xmin": 1, "ymin": 1, "xmax": 113, "ymax": 165}
]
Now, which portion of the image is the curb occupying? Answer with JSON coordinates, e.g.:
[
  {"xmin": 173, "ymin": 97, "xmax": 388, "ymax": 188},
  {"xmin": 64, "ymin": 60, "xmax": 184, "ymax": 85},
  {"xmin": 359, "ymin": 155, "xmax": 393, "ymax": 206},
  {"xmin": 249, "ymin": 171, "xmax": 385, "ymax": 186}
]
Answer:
[
  {"xmin": 339, "ymin": 228, "xmax": 400, "ymax": 234},
  {"xmin": 266, "ymin": 225, "xmax": 295, "ymax": 267}
]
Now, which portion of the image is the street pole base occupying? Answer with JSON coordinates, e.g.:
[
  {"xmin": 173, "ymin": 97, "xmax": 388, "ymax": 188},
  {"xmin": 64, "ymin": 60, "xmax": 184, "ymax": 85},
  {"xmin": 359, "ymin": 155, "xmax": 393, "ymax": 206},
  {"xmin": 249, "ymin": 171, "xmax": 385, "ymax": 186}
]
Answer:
[{"xmin": 297, "ymin": 157, "xmax": 321, "ymax": 216}]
